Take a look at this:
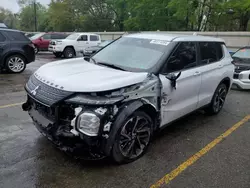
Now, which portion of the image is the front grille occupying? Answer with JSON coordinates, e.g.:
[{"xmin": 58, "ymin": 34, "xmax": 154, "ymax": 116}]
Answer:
[
  {"xmin": 50, "ymin": 41, "xmax": 56, "ymax": 45},
  {"xmin": 233, "ymin": 73, "xmax": 239, "ymax": 79},
  {"xmin": 26, "ymin": 74, "xmax": 73, "ymax": 106},
  {"xmin": 234, "ymin": 66, "xmax": 250, "ymax": 73}
]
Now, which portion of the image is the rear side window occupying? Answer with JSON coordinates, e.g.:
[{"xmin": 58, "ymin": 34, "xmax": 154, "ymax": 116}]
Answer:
[
  {"xmin": 4, "ymin": 31, "xmax": 29, "ymax": 41},
  {"xmin": 0, "ymin": 32, "xmax": 6, "ymax": 42},
  {"xmin": 199, "ymin": 42, "xmax": 223, "ymax": 64},
  {"xmin": 90, "ymin": 35, "xmax": 99, "ymax": 41}
]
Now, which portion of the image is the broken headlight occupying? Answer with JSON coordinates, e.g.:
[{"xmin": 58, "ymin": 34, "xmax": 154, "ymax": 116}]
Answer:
[
  {"xmin": 65, "ymin": 94, "xmax": 124, "ymax": 105},
  {"xmin": 77, "ymin": 112, "xmax": 100, "ymax": 136}
]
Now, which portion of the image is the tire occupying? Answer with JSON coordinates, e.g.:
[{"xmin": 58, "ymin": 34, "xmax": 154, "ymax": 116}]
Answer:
[
  {"xmin": 205, "ymin": 83, "xmax": 228, "ymax": 115},
  {"xmin": 5, "ymin": 54, "xmax": 26, "ymax": 73},
  {"xmin": 53, "ymin": 52, "xmax": 62, "ymax": 58},
  {"xmin": 111, "ymin": 111, "xmax": 153, "ymax": 164},
  {"xmin": 63, "ymin": 47, "xmax": 75, "ymax": 58},
  {"xmin": 34, "ymin": 46, "xmax": 39, "ymax": 54}
]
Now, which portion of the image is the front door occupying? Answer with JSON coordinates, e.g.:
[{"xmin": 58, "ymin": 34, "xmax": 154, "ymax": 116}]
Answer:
[
  {"xmin": 160, "ymin": 42, "xmax": 202, "ymax": 127},
  {"xmin": 40, "ymin": 34, "xmax": 51, "ymax": 49},
  {"xmin": 76, "ymin": 35, "xmax": 89, "ymax": 52}
]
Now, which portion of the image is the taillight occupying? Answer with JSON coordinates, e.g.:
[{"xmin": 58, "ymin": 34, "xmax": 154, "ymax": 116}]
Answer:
[{"xmin": 29, "ymin": 43, "xmax": 35, "ymax": 48}]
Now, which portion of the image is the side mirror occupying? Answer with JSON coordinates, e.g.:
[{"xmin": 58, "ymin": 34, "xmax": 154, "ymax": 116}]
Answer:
[
  {"xmin": 39, "ymin": 37, "xmax": 43, "ymax": 41},
  {"xmin": 165, "ymin": 72, "xmax": 181, "ymax": 89}
]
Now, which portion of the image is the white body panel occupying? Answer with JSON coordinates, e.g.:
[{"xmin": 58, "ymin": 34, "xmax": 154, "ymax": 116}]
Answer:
[
  {"xmin": 233, "ymin": 70, "xmax": 250, "ymax": 89},
  {"xmin": 48, "ymin": 33, "xmax": 101, "ymax": 53},
  {"xmin": 160, "ymin": 67, "xmax": 202, "ymax": 126},
  {"xmin": 34, "ymin": 58, "xmax": 148, "ymax": 92},
  {"xmin": 198, "ymin": 45, "xmax": 234, "ymax": 107}
]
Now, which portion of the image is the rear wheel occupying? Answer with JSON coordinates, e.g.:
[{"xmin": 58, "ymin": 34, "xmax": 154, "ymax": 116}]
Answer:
[
  {"xmin": 111, "ymin": 111, "xmax": 153, "ymax": 164},
  {"xmin": 5, "ymin": 55, "xmax": 26, "ymax": 73},
  {"xmin": 53, "ymin": 52, "xmax": 62, "ymax": 58},
  {"xmin": 63, "ymin": 47, "xmax": 75, "ymax": 58},
  {"xmin": 205, "ymin": 83, "xmax": 228, "ymax": 115}
]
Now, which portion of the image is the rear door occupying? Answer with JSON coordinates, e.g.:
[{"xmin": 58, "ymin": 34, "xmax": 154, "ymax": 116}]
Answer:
[
  {"xmin": 160, "ymin": 42, "xmax": 202, "ymax": 126},
  {"xmin": 89, "ymin": 35, "xmax": 101, "ymax": 46},
  {"xmin": 197, "ymin": 42, "xmax": 225, "ymax": 108}
]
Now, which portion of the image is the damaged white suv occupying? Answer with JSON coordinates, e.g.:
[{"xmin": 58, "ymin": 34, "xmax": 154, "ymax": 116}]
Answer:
[{"xmin": 22, "ymin": 32, "xmax": 234, "ymax": 163}]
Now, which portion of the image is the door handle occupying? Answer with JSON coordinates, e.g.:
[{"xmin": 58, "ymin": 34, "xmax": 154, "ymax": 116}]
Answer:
[{"xmin": 193, "ymin": 71, "xmax": 201, "ymax": 76}]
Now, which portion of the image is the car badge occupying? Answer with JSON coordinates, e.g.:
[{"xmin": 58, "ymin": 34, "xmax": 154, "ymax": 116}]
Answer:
[{"xmin": 31, "ymin": 85, "xmax": 40, "ymax": 96}]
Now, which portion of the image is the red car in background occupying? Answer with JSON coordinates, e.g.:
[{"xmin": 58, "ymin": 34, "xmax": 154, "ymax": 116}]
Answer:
[{"xmin": 30, "ymin": 32, "xmax": 69, "ymax": 54}]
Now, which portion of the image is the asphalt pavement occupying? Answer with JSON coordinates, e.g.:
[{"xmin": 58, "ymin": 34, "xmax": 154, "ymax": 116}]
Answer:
[{"xmin": 0, "ymin": 53, "xmax": 249, "ymax": 188}]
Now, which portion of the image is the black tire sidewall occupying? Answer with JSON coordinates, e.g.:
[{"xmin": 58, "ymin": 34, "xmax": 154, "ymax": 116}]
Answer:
[
  {"xmin": 5, "ymin": 55, "xmax": 26, "ymax": 73},
  {"xmin": 111, "ymin": 111, "xmax": 153, "ymax": 164},
  {"xmin": 206, "ymin": 83, "xmax": 227, "ymax": 115},
  {"xmin": 64, "ymin": 47, "xmax": 75, "ymax": 58},
  {"xmin": 34, "ymin": 46, "xmax": 39, "ymax": 54}
]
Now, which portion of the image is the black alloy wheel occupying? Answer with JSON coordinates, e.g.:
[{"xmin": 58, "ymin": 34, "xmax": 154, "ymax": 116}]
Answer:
[{"xmin": 112, "ymin": 111, "xmax": 153, "ymax": 164}]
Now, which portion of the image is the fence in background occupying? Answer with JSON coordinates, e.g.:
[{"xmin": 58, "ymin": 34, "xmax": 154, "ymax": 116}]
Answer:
[{"xmin": 26, "ymin": 31, "xmax": 250, "ymax": 52}]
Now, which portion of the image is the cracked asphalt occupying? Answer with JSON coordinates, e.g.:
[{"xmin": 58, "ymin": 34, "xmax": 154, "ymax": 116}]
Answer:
[{"xmin": 0, "ymin": 53, "xmax": 250, "ymax": 188}]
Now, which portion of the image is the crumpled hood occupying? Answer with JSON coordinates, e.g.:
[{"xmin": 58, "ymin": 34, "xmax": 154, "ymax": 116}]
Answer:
[{"xmin": 34, "ymin": 58, "xmax": 148, "ymax": 92}]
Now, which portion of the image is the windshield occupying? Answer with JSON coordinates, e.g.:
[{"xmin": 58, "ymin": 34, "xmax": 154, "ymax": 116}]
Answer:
[
  {"xmin": 30, "ymin": 33, "xmax": 44, "ymax": 40},
  {"xmin": 233, "ymin": 48, "xmax": 250, "ymax": 59},
  {"xmin": 66, "ymin": 33, "xmax": 80, "ymax": 40},
  {"xmin": 99, "ymin": 40, "xmax": 112, "ymax": 47},
  {"xmin": 93, "ymin": 37, "xmax": 169, "ymax": 71}
]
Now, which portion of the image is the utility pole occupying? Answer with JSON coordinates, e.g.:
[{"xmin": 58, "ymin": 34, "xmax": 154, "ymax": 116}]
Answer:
[{"xmin": 34, "ymin": 0, "xmax": 37, "ymax": 32}]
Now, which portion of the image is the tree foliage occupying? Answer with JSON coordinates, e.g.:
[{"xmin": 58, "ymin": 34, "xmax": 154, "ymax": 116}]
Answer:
[{"xmin": 1, "ymin": 0, "xmax": 250, "ymax": 32}]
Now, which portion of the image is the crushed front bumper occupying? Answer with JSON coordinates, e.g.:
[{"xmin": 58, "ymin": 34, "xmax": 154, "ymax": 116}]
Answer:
[{"xmin": 25, "ymin": 103, "xmax": 106, "ymax": 160}]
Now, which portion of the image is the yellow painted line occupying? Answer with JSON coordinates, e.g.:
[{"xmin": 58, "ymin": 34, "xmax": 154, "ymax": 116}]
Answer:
[
  {"xmin": 0, "ymin": 102, "xmax": 24, "ymax": 109},
  {"xmin": 150, "ymin": 115, "xmax": 250, "ymax": 188}
]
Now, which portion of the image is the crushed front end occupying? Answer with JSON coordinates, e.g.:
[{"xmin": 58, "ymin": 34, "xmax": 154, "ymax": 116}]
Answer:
[{"xmin": 22, "ymin": 74, "xmax": 124, "ymax": 160}]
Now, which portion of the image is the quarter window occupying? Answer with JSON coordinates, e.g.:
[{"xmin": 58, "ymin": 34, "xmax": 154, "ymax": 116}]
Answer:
[
  {"xmin": 165, "ymin": 42, "xmax": 197, "ymax": 73},
  {"xmin": 90, "ymin": 35, "xmax": 99, "ymax": 41},
  {"xmin": 199, "ymin": 42, "xmax": 223, "ymax": 64}
]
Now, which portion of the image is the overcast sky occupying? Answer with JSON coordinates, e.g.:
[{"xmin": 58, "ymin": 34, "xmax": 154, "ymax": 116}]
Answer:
[{"xmin": 1, "ymin": 0, "xmax": 51, "ymax": 13}]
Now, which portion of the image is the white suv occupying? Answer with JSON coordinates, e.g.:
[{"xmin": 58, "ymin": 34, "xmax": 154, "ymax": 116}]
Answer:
[
  {"xmin": 23, "ymin": 32, "xmax": 234, "ymax": 164},
  {"xmin": 48, "ymin": 33, "xmax": 101, "ymax": 58}
]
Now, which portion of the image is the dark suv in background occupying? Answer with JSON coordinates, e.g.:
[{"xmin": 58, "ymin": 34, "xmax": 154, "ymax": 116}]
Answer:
[
  {"xmin": 30, "ymin": 32, "xmax": 69, "ymax": 54},
  {"xmin": 0, "ymin": 28, "xmax": 35, "ymax": 73}
]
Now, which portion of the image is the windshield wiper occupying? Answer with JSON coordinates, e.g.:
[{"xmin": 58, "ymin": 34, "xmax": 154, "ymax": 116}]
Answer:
[{"xmin": 97, "ymin": 62, "xmax": 125, "ymax": 71}]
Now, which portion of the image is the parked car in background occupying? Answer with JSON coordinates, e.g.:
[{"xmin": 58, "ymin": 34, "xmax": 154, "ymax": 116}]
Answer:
[
  {"xmin": 232, "ymin": 46, "xmax": 250, "ymax": 89},
  {"xmin": 25, "ymin": 32, "xmax": 38, "ymax": 38},
  {"xmin": 0, "ymin": 28, "xmax": 35, "ymax": 73},
  {"xmin": 49, "ymin": 33, "xmax": 101, "ymax": 58},
  {"xmin": 31, "ymin": 32, "xmax": 69, "ymax": 54},
  {"xmin": 23, "ymin": 33, "xmax": 234, "ymax": 163},
  {"xmin": 82, "ymin": 40, "xmax": 113, "ymax": 56}
]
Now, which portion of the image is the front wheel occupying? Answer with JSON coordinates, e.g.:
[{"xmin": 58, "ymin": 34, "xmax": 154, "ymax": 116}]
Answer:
[
  {"xmin": 63, "ymin": 47, "xmax": 75, "ymax": 58},
  {"xmin": 5, "ymin": 55, "xmax": 26, "ymax": 73},
  {"xmin": 111, "ymin": 111, "xmax": 153, "ymax": 164},
  {"xmin": 205, "ymin": 83, "xmax": 228, "ymax": 115}
]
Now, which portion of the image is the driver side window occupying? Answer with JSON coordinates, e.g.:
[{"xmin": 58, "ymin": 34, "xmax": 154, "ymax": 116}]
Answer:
[
  {"xmin": 164, "ymin": 42, "xmax": 197, "ymax": 73},
  {"xmin": 78, "ymin": 35, "xmax": 88, "ymax": 41}
]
